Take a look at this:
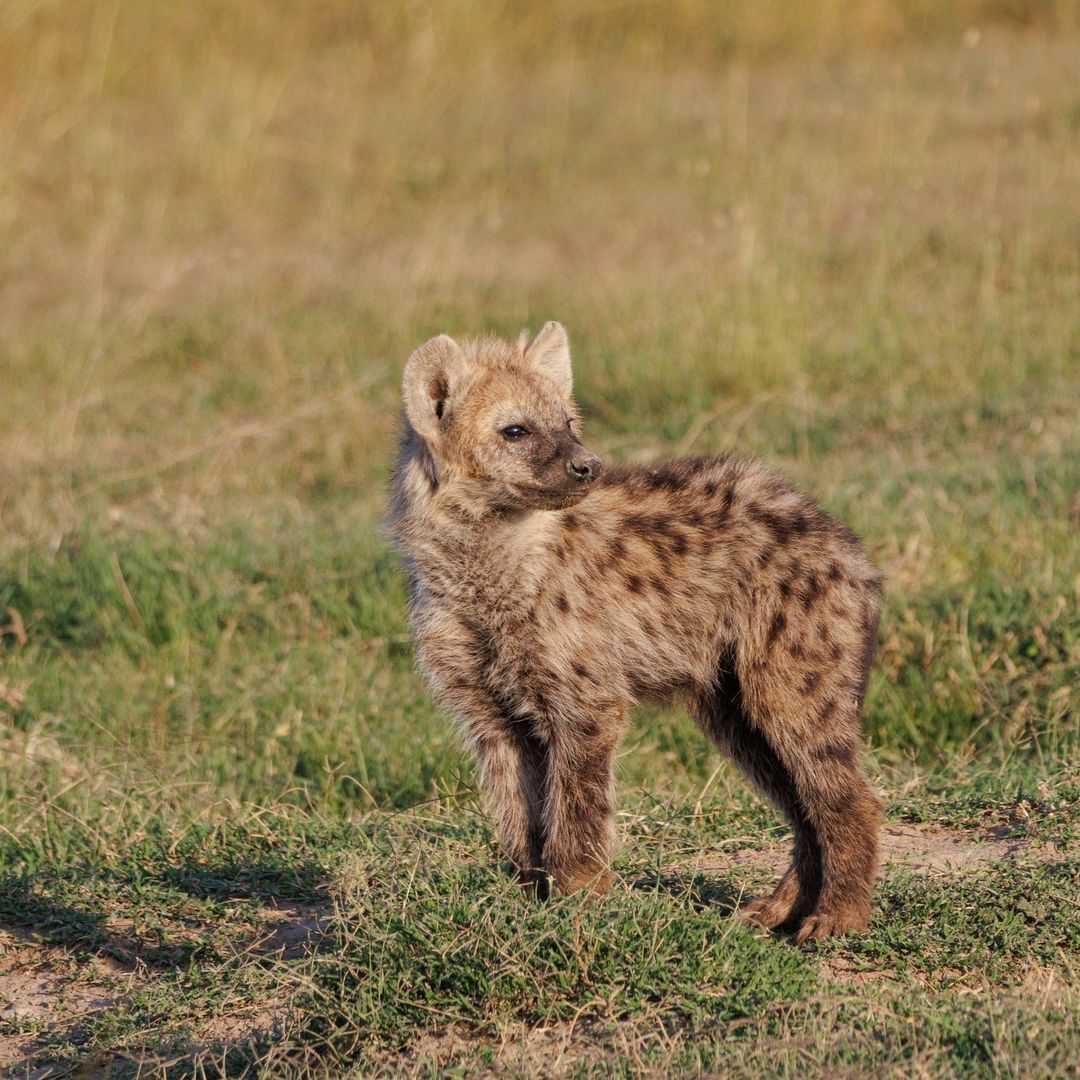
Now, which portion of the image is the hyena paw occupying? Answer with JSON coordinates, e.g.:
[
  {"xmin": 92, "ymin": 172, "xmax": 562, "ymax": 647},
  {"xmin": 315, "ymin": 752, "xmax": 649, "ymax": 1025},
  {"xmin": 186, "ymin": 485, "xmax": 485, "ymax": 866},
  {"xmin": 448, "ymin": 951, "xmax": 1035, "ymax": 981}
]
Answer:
[
  {"xmin": 738, "ymin": 894, "xmax": 799, "ymax": 932},
  {"xmin": 737, "ymin": 868, "xmax": 803, "ymax": 931},
  {"xmin": 794, "ymin": 905, "xmax": 870, "ymax": 945},
  {"xmin": 557, "ymin": 866, "xmax": 615, "ymax": 898}
]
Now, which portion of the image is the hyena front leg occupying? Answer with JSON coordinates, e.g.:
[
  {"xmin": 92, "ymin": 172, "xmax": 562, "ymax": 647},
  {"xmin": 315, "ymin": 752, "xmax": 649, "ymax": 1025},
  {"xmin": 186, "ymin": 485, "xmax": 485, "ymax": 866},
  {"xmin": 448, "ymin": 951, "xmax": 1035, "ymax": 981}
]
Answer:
[
  {"xmin": 415, "ymin": 617, "xmax": 547, "ymax": 888},
  {"xmin": 541, "ymin": 719, "xmax": 622, "ymax": 896},
  {"xmin": 470, "ymin": 723, "xmax": 548, "ymax": 891}
]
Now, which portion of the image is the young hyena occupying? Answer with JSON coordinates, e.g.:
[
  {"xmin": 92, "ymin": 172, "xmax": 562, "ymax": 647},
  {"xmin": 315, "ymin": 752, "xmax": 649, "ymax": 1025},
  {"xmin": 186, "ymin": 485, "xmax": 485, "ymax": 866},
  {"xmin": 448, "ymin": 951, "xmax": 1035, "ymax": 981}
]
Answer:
[{"xmin": 388, "ymin": 322, "xmax": 883, "ymax": 942}]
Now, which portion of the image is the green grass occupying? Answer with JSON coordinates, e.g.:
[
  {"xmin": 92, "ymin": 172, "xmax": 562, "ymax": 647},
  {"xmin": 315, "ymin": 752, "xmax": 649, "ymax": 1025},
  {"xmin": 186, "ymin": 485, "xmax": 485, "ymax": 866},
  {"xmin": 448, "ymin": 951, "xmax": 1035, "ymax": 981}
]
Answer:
[{"xmin": 1, "ymin": 1, "xmax": 1078, "ymax": 1074}]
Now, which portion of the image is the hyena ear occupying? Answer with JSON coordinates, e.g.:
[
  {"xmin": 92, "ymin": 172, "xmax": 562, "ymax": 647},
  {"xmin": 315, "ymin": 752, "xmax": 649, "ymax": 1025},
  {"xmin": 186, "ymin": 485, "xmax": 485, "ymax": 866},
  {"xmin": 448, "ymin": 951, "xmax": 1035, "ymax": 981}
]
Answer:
[
  {"xmin": 523, "ymin": 321, "xmax": 572, "ymax": 399},
  {"xmin": 402, "ymin": 334, "xmax": 469, "ymax": 442}
]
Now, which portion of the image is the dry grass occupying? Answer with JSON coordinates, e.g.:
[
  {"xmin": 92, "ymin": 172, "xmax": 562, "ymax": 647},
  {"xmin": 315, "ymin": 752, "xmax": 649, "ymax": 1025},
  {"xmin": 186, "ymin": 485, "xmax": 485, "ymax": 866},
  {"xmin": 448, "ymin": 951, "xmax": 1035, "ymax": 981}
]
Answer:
[
  {"xmin": 0, "ymin": 2, "xmax": 1078, "ymax": 1074},
  {"xmin": 2, "ymin": 1, "xmax": 1078, "ymax": 550}
]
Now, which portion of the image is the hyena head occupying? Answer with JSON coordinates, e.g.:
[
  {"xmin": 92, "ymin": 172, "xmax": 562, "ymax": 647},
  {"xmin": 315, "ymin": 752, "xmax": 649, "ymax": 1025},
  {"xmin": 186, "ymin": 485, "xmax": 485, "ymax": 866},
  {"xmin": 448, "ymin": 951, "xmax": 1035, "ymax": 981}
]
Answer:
[{"xmin": 401, "ymin": 322, "xmax": 603, "ymax": 512}]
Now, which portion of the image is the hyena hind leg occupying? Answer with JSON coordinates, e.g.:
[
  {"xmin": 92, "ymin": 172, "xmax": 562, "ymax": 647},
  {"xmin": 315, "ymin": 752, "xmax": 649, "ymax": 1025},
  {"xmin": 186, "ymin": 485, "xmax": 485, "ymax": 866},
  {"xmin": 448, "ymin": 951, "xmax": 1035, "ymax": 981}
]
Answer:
[
  {"xmin": 690, "ymin": 684, "xmax": 822, "ymax": 933},
  {"xmin": 738, "ymin": 690, "xmax": 881, "ymax": 942},
  {"xmin": 784, "ymin": 752, "xmax": 881, "ymax": 943}
]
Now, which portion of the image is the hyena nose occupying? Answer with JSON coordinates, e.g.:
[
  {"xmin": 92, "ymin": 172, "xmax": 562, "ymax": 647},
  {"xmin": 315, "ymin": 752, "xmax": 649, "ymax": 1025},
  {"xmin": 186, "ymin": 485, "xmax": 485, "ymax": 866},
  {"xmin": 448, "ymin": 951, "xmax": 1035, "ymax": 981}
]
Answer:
[{"xmin": 568, "ymin": 452, "xmax": 602, "ymax": 482}]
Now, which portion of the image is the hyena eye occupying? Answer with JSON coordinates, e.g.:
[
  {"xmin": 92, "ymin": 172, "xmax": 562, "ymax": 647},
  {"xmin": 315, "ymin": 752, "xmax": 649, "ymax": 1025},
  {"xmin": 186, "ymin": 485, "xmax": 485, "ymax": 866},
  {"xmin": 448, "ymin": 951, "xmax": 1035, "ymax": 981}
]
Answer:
[{"xmin": 501, "ymin": 425, "xmax": 529, "ymax": 440}]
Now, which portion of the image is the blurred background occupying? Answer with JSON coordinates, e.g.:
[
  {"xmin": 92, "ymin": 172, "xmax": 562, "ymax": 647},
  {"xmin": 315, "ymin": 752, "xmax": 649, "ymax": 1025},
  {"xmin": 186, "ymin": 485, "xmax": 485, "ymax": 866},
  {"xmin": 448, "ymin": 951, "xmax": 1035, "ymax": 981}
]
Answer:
[{"xmin": 0, "ymin": 1, "xmax": 1076, "ymax": 823}]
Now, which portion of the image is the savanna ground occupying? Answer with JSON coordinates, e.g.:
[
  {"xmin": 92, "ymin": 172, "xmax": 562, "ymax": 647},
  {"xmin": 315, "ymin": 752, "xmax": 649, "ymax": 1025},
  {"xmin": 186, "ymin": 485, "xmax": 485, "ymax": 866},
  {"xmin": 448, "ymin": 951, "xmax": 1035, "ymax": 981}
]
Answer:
[{"xmin": 1, "ymin": 1, "xmax": 1078, "ymax": 1075}]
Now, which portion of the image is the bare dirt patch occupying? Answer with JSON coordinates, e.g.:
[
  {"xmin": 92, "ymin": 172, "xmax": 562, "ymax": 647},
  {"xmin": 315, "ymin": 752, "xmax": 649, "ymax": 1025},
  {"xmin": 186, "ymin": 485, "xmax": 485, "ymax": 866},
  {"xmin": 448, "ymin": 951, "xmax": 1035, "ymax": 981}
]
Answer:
[
  {"xmin": 0, "ymin": 967, "xmax": 125, "ymax": 1067},
  {"xmin": 0, "ymin": 902, "xmax": 335, "ymax": 1074},
  {"xmin": 250, "ymin": 901, "xmax": 335, "ymax": 961}
]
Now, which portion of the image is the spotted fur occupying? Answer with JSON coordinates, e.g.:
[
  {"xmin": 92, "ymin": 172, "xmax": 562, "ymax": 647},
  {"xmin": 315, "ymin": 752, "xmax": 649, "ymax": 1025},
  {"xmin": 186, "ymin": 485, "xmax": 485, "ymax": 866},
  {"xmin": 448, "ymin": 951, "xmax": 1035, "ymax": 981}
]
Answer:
[{"xmin": 388, "ymin": 323, "xmax": 884, "ymax": 940}]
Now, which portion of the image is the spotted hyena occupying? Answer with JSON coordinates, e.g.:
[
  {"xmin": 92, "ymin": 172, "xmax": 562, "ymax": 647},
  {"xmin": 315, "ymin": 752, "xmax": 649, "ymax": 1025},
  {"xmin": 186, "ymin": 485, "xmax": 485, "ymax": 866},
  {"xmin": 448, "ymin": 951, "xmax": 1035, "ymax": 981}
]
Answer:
[{"xmin": 388, "ymin": 322, "xmax": 883, "ymax": 941}]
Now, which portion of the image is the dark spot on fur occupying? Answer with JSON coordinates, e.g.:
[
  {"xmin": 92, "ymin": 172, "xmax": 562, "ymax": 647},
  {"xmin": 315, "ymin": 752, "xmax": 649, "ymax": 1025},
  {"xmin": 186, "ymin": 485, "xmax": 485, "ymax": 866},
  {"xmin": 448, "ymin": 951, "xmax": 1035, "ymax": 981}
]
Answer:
[
  {"xmin": 757, "ymin": 544, "xmax": 775, "ymax": 569},
  {"xmin": 803, "ymin": 670, "xmax": 821, "ymax": 694},
  {"xmin": 779, "ymin": 578, "xmax": 792, "ymax": 600},
  {"xmin": 555, "ymin": 593, "xmax": 569, "ymax": 614},
  {"xmin": 649, "ymin": 574, "xmax": 666, "ymax": 593},
  {"xmin": 767, "ymin": 610, "xmax": 786, "ymax": 647},
  {"xmin": 817, "ymin": 697, "xmax": 837, "ymax": 724},
  {"xmin": 750, "ymin": 505, "xmax": 795, "ymax": 545},
  {"xmin": 554, "ymin": 544, "xmax": 568, "ymax": 562},
  {"xmin": 827, "ymin": 562, "xmax": 843, "ymax": 582},
  {"xmin": 626, "ymin": 573, "xmax": 643, "ymax": 593},
  {"xmin": 811, "ymin": 738, "xmax": 854, "ymax": 763},
  {"xmin": 670, "ymin": 532, "xmax": 690, "ymax": 557},
  {"xmin": 610, "ymin": 537, "xmax": 628, "ymax": 562},
  {"xmin": 563, "ymin": 514, "xmax": 580, "ymax": 531},
  {"xmin": 788, "ymin": 642, "xmax": 804, "ymax": 660},
  {"xmin": 572, "ymin": 662, "xmax": 590, "ymax": 680},
  {"xmin": 644, "ymin": 467, "xmax": 685, "ymax": 491},
  {"xmin": 830, "ymin": 642, "xmax": 843, "ymax": 662}
]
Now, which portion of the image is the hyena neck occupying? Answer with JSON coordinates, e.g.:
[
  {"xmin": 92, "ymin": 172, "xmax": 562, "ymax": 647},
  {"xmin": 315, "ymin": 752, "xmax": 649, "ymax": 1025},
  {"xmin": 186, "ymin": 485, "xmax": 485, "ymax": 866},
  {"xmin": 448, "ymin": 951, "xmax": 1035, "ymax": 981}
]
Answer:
[{"xmin": 390, "ymin": 435, "xmax": 559, "ymax": 617}]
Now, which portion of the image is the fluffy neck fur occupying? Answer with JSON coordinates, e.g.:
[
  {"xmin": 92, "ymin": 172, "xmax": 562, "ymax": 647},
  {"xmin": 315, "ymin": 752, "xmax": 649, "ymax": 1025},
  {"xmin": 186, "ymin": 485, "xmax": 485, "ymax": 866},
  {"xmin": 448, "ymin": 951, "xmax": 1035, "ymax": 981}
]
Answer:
[{"xmin": 388, "ymin": 425, "xmax": 559, "ymax": 616}]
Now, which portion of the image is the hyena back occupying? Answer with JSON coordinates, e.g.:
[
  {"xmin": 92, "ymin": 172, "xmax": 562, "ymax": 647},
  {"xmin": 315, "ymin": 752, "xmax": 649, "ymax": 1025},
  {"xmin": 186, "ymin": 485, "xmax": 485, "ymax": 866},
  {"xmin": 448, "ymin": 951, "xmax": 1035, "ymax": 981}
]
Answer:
[{"xmin": 388, "ymin": 322, "xmax": 883, "ymax": 942}]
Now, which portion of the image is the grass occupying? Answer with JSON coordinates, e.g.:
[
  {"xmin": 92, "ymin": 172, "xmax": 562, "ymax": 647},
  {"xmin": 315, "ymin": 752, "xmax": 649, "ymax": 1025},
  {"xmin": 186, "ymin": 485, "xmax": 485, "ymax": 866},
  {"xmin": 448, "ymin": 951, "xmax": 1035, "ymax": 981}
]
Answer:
[{"xmin": 1, "ymin": 0, "xmax": 1078, "ymax": 1075}]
